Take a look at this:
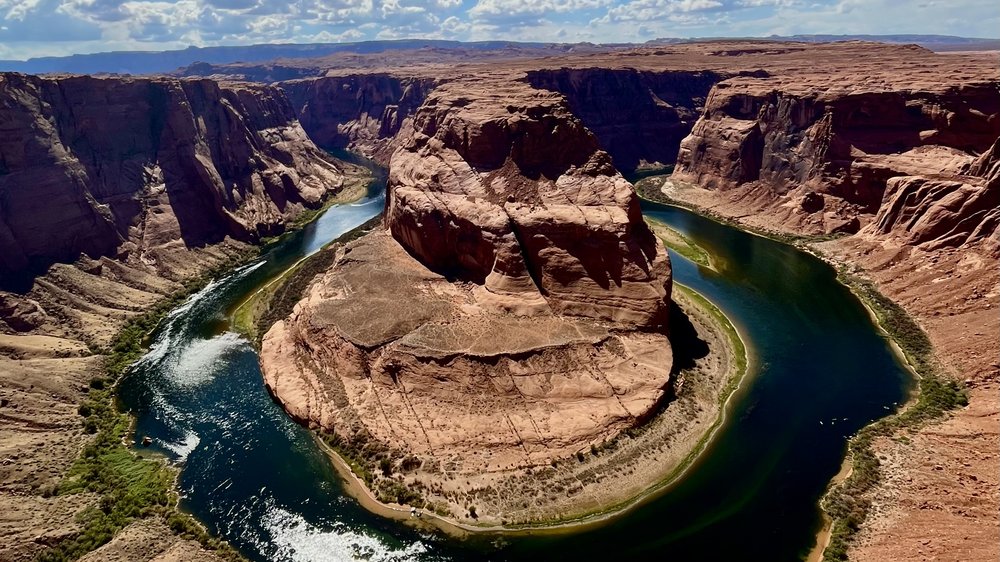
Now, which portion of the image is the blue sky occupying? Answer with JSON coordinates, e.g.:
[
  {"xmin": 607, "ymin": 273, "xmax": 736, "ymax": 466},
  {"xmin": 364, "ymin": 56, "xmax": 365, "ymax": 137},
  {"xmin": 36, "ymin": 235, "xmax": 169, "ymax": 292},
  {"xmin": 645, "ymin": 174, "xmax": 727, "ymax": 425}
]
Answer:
[{"xmin": 0, "ymin": 0, "xmax": 997, "ymax": 59}]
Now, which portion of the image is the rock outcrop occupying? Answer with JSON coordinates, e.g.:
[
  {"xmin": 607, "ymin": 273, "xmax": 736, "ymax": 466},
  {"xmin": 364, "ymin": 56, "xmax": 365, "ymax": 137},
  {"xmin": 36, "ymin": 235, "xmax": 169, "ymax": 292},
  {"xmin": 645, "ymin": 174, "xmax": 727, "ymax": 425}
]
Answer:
[
  {"xmin": 261, "ymin": 80, "xmax": 673, "ymax": 497},
  {"xmin": 672, "ymin": 66, "xmax": 1000, "ymax": 233},
  {"xmin": 0, "ymin": 73, "xmax": 348, "ymax": 281},
  {"xmin": 862, "ymin": 136, "xmax": 1000, "ymax": 250},
  {"xmin": 386, "ymin": 80, "xmax": 671, "ymax": 328}
]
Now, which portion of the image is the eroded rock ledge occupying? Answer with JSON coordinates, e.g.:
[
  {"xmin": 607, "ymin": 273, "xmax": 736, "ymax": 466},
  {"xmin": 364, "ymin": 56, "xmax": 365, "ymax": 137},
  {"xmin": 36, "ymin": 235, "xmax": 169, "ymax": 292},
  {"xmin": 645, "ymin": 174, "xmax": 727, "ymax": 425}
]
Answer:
[{"xmin": 261, "ymin": 79, "xmax": 674, "ymax": 520}]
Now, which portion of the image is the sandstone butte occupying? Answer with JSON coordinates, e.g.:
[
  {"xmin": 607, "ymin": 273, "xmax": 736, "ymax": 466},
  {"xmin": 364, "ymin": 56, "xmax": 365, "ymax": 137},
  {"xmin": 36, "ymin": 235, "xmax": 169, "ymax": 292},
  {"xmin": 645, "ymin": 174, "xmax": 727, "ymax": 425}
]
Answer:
[
  {"xmin": 0, "ymin": 40, "xmax": 997, "ymax": 562},
  {"xmin": 259, "ymin": 79, "xmax": 674, "ymax": 499}
]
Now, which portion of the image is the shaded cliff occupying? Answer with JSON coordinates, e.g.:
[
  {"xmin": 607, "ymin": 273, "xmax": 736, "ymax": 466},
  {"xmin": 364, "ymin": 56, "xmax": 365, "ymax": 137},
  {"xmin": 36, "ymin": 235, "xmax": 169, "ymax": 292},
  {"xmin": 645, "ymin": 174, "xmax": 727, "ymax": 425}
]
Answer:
[
  {"xmin": 526, "ymin": 68, "xmax": 739, "ymax": 171},
  {"xmin": 0, "ymin": 73, "xmax": 348, "ymax": 282},
  {"xmin": 281, "ymin": 74, "xmax": 438, "ymax": 164}
]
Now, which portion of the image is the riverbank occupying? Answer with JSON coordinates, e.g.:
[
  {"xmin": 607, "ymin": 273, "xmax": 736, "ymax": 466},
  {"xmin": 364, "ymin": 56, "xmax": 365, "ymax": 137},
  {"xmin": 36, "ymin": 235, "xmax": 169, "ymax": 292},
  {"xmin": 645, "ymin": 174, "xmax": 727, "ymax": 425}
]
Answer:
[
  {"xmin": 0, "ymin": 159, "xmax": 374, "ymax": 562},
  {"xmin": 286, "ymin": 275, "xmax": 749, "ymax": 535},
  {"xmin": 1, "ymin": 242, "xmax": 253, "ymax": 562},
  {"xmin": 637, "ymin": 175, "xmax": 992, "ymax": 562},
  {"xmin": 229, "ymin": 182, "xmax": 376, "ymax": 342},
  {"xmin": 647, "ymin": 217, "xmax": 713, "ymax": 270}
]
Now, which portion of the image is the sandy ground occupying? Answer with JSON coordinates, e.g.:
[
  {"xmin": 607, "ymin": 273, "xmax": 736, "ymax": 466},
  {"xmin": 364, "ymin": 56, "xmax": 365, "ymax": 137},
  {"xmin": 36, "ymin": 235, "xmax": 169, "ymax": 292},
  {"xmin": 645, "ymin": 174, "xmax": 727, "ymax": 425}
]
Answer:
[
  {"xmin": 314, "ymin": 286, "xmax": 747, "ymax": 532},
  {"xmin": 662, "ymin": 179, "xmax": 1000, "ymax": 562}
]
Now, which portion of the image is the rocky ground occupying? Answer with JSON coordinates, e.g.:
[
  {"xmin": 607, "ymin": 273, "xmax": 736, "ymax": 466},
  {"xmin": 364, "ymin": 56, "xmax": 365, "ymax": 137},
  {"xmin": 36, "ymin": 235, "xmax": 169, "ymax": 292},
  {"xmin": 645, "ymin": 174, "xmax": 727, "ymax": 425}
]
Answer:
[{"xmin": 0, "ymin": 75, "xmax": 367, "ymax": 560}]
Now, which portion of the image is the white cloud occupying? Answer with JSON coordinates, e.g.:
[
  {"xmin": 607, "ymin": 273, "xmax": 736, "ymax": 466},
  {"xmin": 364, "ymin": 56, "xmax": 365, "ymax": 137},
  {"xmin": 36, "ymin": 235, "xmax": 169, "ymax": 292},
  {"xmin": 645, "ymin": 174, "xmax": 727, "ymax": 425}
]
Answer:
[
  {"xmin": 0, "ymin": 0, "xmax": 997, "ymax": 60},
  {"xmin": 599, "ymin": 0, "xmax": 723, "ymax": 24}
]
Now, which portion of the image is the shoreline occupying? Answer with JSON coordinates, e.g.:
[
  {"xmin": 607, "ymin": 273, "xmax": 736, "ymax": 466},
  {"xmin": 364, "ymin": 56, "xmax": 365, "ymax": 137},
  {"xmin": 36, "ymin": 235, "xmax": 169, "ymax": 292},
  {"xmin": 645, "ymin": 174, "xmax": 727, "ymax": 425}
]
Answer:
[
  {"xmin": 638, "ymin": 176, "xmax": 964, "ymax": 562},
  {"xmin": 307, "ymin": 282, "xmax": 752, "ymax": 537},
  {"xmin": 229, "ymin": 172, "xmax": 376, "ymax": 340}
]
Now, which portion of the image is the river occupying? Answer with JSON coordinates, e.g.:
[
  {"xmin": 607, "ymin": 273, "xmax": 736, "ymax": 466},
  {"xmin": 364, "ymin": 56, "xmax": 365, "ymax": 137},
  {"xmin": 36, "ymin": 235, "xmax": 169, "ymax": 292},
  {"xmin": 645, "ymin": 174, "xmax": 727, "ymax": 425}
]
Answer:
[{"xmin": 118, "ymin": 165, "xmax": 910, "ymax": 562}]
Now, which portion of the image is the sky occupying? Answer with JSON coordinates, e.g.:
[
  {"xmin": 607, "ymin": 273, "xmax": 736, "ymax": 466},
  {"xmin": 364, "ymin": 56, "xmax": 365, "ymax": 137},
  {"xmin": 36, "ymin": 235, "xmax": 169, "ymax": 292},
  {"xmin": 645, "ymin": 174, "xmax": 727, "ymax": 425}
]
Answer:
[{"xmin": 0, "ymin": 0, "xmax": 997, "ymax": 60}]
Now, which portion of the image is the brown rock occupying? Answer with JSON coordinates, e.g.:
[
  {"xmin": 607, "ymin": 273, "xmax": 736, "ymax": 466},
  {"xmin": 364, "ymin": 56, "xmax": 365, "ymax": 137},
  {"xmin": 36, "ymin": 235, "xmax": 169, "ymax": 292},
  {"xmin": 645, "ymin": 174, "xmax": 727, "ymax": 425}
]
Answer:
[
  {"xmin": 282, "ymin": 74, "xmax": 437, "ymax": 164},
  {"xmin": 261, "ymin": 79, "xmax": 673, "ymax": 485},
  {"xmin": 386, "ymin": 80, "xmax": 671, "ymax": 329},
  {"xmin": 262, "ymin": 233, "xmax": 672, "ymax": 474},
  {"xmin": 672, "ymin": 57, "xmax": 999, "ymax": 227},
  {"xmin": 867, "ymin": 174, "xmax": 998, "ymax": 249},
  {"xmin": 0, "ymin": 293, "xmax": 47, "ymax": 332},
  {"xmin": 0, "ymin": 72, "xmax": 348, "ymax": 279}
]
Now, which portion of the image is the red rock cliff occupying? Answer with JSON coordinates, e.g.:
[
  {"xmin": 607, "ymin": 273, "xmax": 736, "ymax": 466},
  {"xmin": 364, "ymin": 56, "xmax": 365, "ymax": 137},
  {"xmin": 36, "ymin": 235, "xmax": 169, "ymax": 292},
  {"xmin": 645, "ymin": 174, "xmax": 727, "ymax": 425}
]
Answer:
[
  {"xmin": 526, "ymin": 68, "xmax": 741, "ymax": 171},
  {"xmin": 386, "ymin": 79, "xmax": 672, "ymax": 329},
  {"xmin": 0, "ymin": 73, "xmax": 347, "ymax": 280},
  {"xmin": 281, "ymin": 74, "xmax": 437, "ymax": 164},
  {"xmin": 672, "ymin": 65, "xmax": 1000, "ymax": 230}
]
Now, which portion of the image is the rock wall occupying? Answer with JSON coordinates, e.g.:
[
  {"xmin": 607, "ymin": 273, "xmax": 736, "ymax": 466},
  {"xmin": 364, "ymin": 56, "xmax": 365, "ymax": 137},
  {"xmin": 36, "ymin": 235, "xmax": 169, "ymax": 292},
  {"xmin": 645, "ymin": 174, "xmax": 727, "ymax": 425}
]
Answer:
[
  {"xmin": 0, "ymin": 73, "xmax": 347, "ymax": 281},
  {"xmin": 526, "ymin": 68, "xmax": 735, "ymax": 171},
  {"xmin": 867, "ymin": 137, "xmax": 1000, "ymax": 250},
  {"xmin": 386, "ymin": 79, "xmax": 672, "ymax": 328},
  {"xmin": 281, "ymin": 74, "xmax": 438, "ymax": 164},
  {"xmin": 673, "ymin": 78, "xmax": 1000, "ymax": 215}
]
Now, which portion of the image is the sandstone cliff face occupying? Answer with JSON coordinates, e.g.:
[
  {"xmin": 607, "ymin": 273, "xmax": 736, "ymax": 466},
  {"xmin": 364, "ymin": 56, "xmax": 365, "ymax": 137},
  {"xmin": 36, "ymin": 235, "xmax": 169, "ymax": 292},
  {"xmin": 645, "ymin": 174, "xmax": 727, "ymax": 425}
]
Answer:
[
  {"xmin": 866, "ymin": 137, "xmax": 1000, "ymax": 250},
  {"xmin": 281, "ymin": 74, "xmax": 437, "ymax": 164},
  {"xmin": 261, "ymin": 80, "xmax": 673, "ymax": 490},
  {"xmin": 673, "ymin": 77, "xmax": 1000, "ymax": 222},
  {"xmin": 526, "ymin": 68, "xmax": 733, "ymax": 171},
  {"xmin": 387, "ymin": 80, "xmax": 671, "ymax": 328},
  {"xmin": 0, "ymin": 73, "xmax": 346, "ymax": 280}
]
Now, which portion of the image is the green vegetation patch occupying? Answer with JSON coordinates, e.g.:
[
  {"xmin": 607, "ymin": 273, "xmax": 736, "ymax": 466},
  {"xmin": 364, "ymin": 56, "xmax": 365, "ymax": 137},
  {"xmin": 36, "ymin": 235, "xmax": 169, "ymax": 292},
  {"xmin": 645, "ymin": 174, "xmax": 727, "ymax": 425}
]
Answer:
[
  {"xmin": 674, "ymin": 284, "xmax": 747, "ymax": 381},
  {"xmin": 821, "ymin": 274, "xmax": 967, "ymax": 561},
  {"xmin": 646, "ymin": 217, "xmax": 712, "ymax": 269},
  {"xmin": 318, "ymin": 430, "xmax": 426, "ymax": 508}
]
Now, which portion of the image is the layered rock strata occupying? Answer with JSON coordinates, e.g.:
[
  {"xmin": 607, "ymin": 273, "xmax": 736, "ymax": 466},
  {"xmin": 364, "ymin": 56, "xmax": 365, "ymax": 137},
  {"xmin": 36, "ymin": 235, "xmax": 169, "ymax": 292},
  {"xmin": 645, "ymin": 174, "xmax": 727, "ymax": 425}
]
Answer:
[
  {"xmin": 0, "ymin": 73, "xmax": 348, "ymax": 280},
  {"xmin": 525, "ymin": 68, "xmax": 731, "ymax": 170},
  {"xmin": 671, "ymin": 61, "xmax": 1000, "ymax": 235},
  {"xmin": 261, "ymin": 80, "xmax": 673, "ymax": 486}
]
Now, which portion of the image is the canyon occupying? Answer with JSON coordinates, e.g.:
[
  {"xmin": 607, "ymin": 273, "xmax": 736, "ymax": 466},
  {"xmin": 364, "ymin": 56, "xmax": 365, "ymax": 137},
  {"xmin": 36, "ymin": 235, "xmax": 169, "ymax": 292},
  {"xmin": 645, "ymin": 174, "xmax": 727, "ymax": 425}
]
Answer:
[{"xmin": 0, "ymin": 39, "xmax": 996, "ymax": 561}]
